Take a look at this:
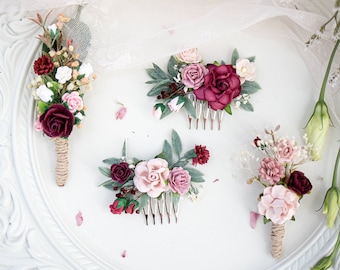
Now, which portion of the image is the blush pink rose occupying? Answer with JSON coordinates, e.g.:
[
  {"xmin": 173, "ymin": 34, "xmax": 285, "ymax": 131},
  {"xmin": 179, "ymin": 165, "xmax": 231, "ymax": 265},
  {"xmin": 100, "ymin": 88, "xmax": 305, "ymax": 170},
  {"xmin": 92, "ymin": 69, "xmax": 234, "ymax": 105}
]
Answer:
[
  {"xmin": 175, "ymin": 48, "xmax": 202, "ymax": 64},
  {"xmin": 258, "ymin": 157, "xmax": 285, "ymax": 185},
  {"xmin": 168, "ymin": 167, "xmax": 191, "ymax": 195},
  {"xmin": 275, "ymin": 138, "xmax": 299, "ymax": 163},
  {"xmin": 62, "ymin": 91, "xmax": 84, "ymax": 113},
  {"xmin": 181, "ymin": 63, "xmax": 208, "ymax": 89},
  {"xmin": 258, "ymin": 185, "xmax": 300, "ymax": 224},
  {"xmin": 133, "ymin": 158, "xmax": 170, "ymax": 198}
]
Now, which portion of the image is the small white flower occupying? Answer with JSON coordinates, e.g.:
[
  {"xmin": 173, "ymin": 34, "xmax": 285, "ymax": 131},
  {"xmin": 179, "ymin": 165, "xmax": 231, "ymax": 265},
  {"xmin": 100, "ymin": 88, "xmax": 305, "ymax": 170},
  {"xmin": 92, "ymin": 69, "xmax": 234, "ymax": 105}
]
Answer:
[
  {"xmin": 55, "ymin": 66, "xmax": 72, "ymax": 84},
  {"xmin": 36, "ymin": 84, "xmax": 53, "ymax": 102},
  {"xmin": 78, "ymin": 63, "xmax": 93, "ymax": 78},
  {"xmin": 75, "ymin": 112, "xmax": 83, "ymax": 120}
]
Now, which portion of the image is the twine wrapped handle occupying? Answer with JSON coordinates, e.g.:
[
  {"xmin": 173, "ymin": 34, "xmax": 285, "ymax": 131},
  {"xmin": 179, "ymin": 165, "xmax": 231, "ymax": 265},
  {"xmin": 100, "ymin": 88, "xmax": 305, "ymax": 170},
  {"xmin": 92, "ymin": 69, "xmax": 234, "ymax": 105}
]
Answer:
[
  {"xmin": 54, "ymin": 137, "xmax": 69, "ymax": 187},
  {"xmin": 271, "ymin": 223, "xmax": 285, "ymax": 258}
]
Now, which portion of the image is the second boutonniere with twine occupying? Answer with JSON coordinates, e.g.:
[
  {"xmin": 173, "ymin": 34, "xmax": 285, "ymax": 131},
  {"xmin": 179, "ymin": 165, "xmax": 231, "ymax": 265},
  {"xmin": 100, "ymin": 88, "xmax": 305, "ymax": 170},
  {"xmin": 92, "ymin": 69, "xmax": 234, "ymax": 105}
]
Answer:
[{"xmin": 242, "ymin": 125, "xmax": 313, "ymax": 258}]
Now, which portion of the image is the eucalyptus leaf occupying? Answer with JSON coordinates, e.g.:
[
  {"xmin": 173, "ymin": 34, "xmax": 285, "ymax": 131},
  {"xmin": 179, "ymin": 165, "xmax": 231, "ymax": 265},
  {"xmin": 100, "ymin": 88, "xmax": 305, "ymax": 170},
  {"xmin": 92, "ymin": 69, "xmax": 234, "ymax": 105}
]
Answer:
[
  {"xmin": 240, "ymin": 102, "xmax": 254, "ymax": 112},
  {"xmin": 171, "ymin": 130, "xmax": 182, "ymax": 158},
  {"xmin": 162, "ymin": 140, "xmax": 173, "ymax": 164},
  {"xmin": 248, "ymin": 56, "xmax": 256, "ymax": 62},
  {"xmin": 138, "ymin": 193, "xmax": 149, "ymax": 210},
  {"xmin": 182, "ymin": 149, "xmax": 197, "ymax": 160},
  {"xmin": 102, "ymin": 157, "xmax": 121, "ymax": 165},
  {"xmin": 98, "ymin": 166, "xmax": 111, "ymax": 177},
  {"xmin": 98, "ymin": 179, "xmax": 113, "ymax": 188},
  {"xmin": 167, "ymin": 56, "xmax": 179, "ymax": 78},
  {"xmin": 185, "ymin": 167, "xmax": 204, "ymax": 178},
  {"xmin": 122, "ymin": 140, "xmax": 127, "ymax": 157},
  {"xmin": 160, "ymin": 105, "xmax": 172, "ymax": 119},
  {"xmin": 241, "ymin": 81, "xmax": 261, "ymax": 94},
  {"xmin": 190, "ymin": 176, "xmax": 205, "ymax": 183},
  {"xmin": 172, "ymin": 193, "xmax": 180, "ymax": 205},
  {"xmin": 231, "ymin": 48, "xmax": 239, "ymax": 65},
  {"xmin": 183, "ymin": 96, "xmax": 196, "ymax": 119},
  {"xmin": 146, "ymin": 80, "xmax": 172, "ymax": 97},
  {"xmin": 172, "ymin": 160, "xmax": 189, "ymax": 168}
]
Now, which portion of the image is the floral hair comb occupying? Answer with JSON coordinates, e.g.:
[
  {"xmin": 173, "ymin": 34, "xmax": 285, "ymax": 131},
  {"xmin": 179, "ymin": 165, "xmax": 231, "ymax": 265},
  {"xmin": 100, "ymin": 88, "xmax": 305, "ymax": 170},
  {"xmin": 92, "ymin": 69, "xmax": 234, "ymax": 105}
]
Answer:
[
  {"xmin": 146, "ymin": 48, "xmax": 261, "ymax": 130},
  {"xmin": 98, "ymin": 130, "xmax": 210, "ymax": 225},
  {"xmin": 242, "ymin": 125, "xmax": 313, "ymax": 258},
  {"xmin": 28, "ymin": 11, "xmax": 95, "ymax": 186}
]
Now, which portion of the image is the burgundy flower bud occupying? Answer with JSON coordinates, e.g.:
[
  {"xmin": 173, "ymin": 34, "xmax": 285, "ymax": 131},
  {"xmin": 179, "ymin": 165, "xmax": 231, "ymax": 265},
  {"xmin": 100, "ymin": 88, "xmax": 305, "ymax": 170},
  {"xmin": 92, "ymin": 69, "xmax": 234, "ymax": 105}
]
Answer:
[{"xmin": 109, "ymin": 198, "xmax": 127, "ymax": 214}]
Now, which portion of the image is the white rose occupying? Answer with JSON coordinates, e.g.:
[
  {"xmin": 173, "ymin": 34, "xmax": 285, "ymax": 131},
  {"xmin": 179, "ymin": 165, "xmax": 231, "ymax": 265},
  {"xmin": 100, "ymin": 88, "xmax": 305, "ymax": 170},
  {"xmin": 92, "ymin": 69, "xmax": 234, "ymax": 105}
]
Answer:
[
  {"xmin": 78, "ymin": 63, "xmax": 93, "ymax": 78},
  {"xmin": 36, "ymin": 84, "xmax": 53, "ymax": 102},
  {"xmin": 55, "ymin": 66, "xmax": 72, "ymax": 84}
]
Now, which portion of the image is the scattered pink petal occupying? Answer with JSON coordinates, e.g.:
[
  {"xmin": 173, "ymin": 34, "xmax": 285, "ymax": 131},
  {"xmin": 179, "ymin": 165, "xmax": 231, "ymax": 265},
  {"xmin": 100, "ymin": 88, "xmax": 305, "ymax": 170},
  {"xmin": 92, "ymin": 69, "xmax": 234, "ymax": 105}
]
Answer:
[
  {"xmin": 116, "ymin": 106, "xmax": 127, "ymax": 120},
  {"xmin": 121, "ymin": 250, "xmax": 127, "ymax": 258},
  {"xmin": 75, "ymin": 211, "xmax": 83, "ymax": 226},
  {"xmin": 250, "ymin": 211, "xmax": 259, "ymax": 229},
  {"xmin": 213, "ymin": 179, "xmax": 219, "ymax": 183}
]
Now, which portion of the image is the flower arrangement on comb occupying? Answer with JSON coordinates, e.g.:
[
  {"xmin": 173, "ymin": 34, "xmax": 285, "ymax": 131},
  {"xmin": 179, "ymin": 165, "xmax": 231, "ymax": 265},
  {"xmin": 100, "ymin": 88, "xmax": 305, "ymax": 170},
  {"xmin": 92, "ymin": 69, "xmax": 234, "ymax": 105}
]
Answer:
[
  {"xmin": 146, "ymin": 48, "xmax": 261, "ymax": 130},
  {"xmin": 98, "ymin": 130, "xmax": 210, "ymax": 225},
  {"xmin": 28, "ymin": 11, "xmax": 95, "ymax": 186},
  {"xmin": 242, "ymin": 125, "xmax": 313, "ymax": 258}
]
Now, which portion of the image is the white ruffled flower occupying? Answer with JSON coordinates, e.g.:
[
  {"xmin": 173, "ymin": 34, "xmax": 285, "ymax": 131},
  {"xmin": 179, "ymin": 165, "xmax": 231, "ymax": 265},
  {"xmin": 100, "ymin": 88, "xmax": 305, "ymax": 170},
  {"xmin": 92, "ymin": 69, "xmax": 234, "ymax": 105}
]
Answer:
[
  {"xmin": 55, "ymin": 66, "xmax": 72, "ymax": 84},
  {"xmin": 36, "ymin": 84, "xmax": 53, "ymax": 102},
  {"xmin": 78, "ymin": 63, "xmax": 93, "ymax": 78}
]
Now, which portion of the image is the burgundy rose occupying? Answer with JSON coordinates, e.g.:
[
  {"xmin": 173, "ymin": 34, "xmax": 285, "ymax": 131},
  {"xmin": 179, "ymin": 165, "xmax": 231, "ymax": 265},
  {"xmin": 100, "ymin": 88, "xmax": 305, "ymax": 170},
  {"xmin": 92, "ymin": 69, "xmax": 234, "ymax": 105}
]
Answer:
[
  {"xmin": 39, "ymin": 104, "xmax": 74, "ymax": 138},
  {"xmin": 33, "ymin": 55, "xmax": 54, "ymax": 75},
  {"xmin": 192, "ymin": 145, "xmax": 210, "ymax": 166},
  {"xmin": 193, "ymin": 64, "xmax": 241, "ymax": 110},
  {"xmin": 109, "ymin": 198, "xmax": 127, "ymax": 214},
  {"xmin": 110, "ymin": 162, "xmax": 132, "ymax": 184},
  {"xmin": 286, "ymin": 171, "xmax": 312, "ymax": 196}
]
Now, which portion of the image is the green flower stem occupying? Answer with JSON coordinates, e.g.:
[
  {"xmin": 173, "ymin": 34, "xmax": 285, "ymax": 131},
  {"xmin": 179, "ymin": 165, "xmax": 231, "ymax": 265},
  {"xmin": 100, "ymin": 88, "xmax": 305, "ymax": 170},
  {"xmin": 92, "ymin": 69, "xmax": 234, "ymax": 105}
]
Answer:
[
  {"xmin": 328, "ymin": 229, "xmax": 340, "ymax": 264},
  {"xmin": 319, "ymin": 39, "xmax": 340, "ymax": 102},
  {"xmin": 332, "ymin": 147, "xmax": 340, "ymax": 187}
]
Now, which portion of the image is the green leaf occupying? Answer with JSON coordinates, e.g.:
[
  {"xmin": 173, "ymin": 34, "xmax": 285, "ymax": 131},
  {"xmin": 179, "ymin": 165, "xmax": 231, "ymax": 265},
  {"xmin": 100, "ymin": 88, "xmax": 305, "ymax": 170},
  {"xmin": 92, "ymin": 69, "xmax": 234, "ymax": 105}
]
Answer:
[
  {"xmin": 224, "ymin": 104, "xmax": 232, "ymax": 115},
  {"xmin": 231, "ymin": 48, "xmax": 239, "ymax": 65},
  {"xmin": 137, "ymin": 193, "xmax": 149, "ymax": 210},
  {"xmin": 190, "ymin": 176, "xmax": 205, "ymax": 183},
  {"xmin": 146, "ymin": 80, "xmax": 172, "ymax": 97},
  {"xmin": 122, "ymin": 140, "xmax": 127, "ymax": 157},
  {"xmin": 102, "ymin": 157, "xmax": 121, "ymax": 165},
  {"xmin": 48, "ymin": 81, "xmax": 59, "ymax": 92},
  {"xmin": 172, "ymin": 192, "xmax": 180, "ymax": 205},
  {"xmin": 98, "ymin": 179, "xmax": 113, "ymax": 188},
  {"xmin": 172, "ymin": 160, "xmax": 189, "ymax": 168},
  {"xmin": 240, "ymin": 102, "xmax": 254, "ymax": 112},
  {"xmin": 183, "ymin": 96, "xmax": 196, "ymax": 118},
  {"xmin": 185, "ymin": 167, "xmax": 204, "ymax": 178},
  {"xmin": 167, "ymin": 56, "xmax": 179, "ymax": 78},
  {"xmin": 171, "ymin": 129, "xmax": 182, "ymax": 158},
  {"xmin": 241, "ymin": 81, "xmax": 261, "ymax": 94},
  {"xmin": 182, "ymin": 149, "xmax": 197, "ymax": 160},
  {"xmin": 263, "ymin": 216, "xmax": 271, "ymax": 224},
  {"xmin": 37, "ymin": 101, "xmax": 49, "ymax": 114},
  {"xmin": 248, "ymin": 56, "xmax": 256, "ymax": 62},
  {"xmin": 146, "ymin": 63, "xmax": 170, "ymax": 81},
  {"xmin": 160, "ymin": 105, "xmax": 172, "ymax": 119},
  {"xmin": 98, "ymin": 166, "xmax": 111, "ymax": 177},
  {"xmin": 162, "ymin": 140, "xmax": 173, "ymax": 165}
]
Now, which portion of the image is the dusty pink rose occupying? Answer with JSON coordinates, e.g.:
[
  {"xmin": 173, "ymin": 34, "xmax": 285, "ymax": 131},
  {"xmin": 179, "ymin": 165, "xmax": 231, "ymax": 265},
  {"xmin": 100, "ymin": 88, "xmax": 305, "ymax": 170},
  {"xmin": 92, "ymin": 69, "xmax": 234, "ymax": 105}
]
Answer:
[
  {"xmin": 62, "ymin": 92, "xmax": 83, "ymax": 113},
  {"xmin": 193, "ymin": 64, "xmax": 241, "ymax": 111},
  {"xmin": 181, "ymin": 63, "xmax": 208, "ymax": 89},
  {"xmin": 34, "ymin": 120, "xmax": 43, "ymax": 132},
  {"xmin": 258, "ymin": 157, "xmax": 285, "ymax": 185},
  {"xmin": 275, "ymin": 138, "xmax": 299, "ymax": 163},
  {"xmin": 258, "ymin": 185, "xmax": 300, "ymax": 224},
  {"xmin": 133, "ymin": 158, "xmax": 170, "ymax": 198},
  {"xmin": 168, "ymin": 167, "xmax": 191, "ymax": 194},
  {"xmin": 175, "ymin": 48, "xmax": 202, "ymax": 64},
  {"xmin": 235, "ymin": 58, "xmax": 256, "ymax": 84}
]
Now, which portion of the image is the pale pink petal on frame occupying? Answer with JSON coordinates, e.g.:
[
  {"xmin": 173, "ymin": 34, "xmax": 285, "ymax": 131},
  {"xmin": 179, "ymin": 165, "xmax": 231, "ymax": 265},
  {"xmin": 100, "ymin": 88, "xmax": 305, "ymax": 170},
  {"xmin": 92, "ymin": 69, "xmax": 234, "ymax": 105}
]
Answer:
[
  {"xmin": 250, "ymin": 211, "xmax": 260, "ymax": 229},
  {"xmin": 116, "ymin": 107, "xmax": 127, "ymax": 120},
  {"xmin": 121, "ymin": 250, "xmax": 127, "ymax": 258},
  {"xmin": 75, "ymin": 211, "xmax": 83, "ymax": 226}
]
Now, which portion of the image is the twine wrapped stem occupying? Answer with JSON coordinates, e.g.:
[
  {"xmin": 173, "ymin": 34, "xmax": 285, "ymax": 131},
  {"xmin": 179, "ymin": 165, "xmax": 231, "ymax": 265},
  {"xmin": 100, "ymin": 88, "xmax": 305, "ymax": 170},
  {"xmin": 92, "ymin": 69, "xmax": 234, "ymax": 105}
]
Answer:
[
  {"xmin": 271, "ymin": 223, "xmax": 285, "ymax": 258},
  {"xmin": 54, "ymin": 137, "xmax": 69, "ymax": 186}
]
